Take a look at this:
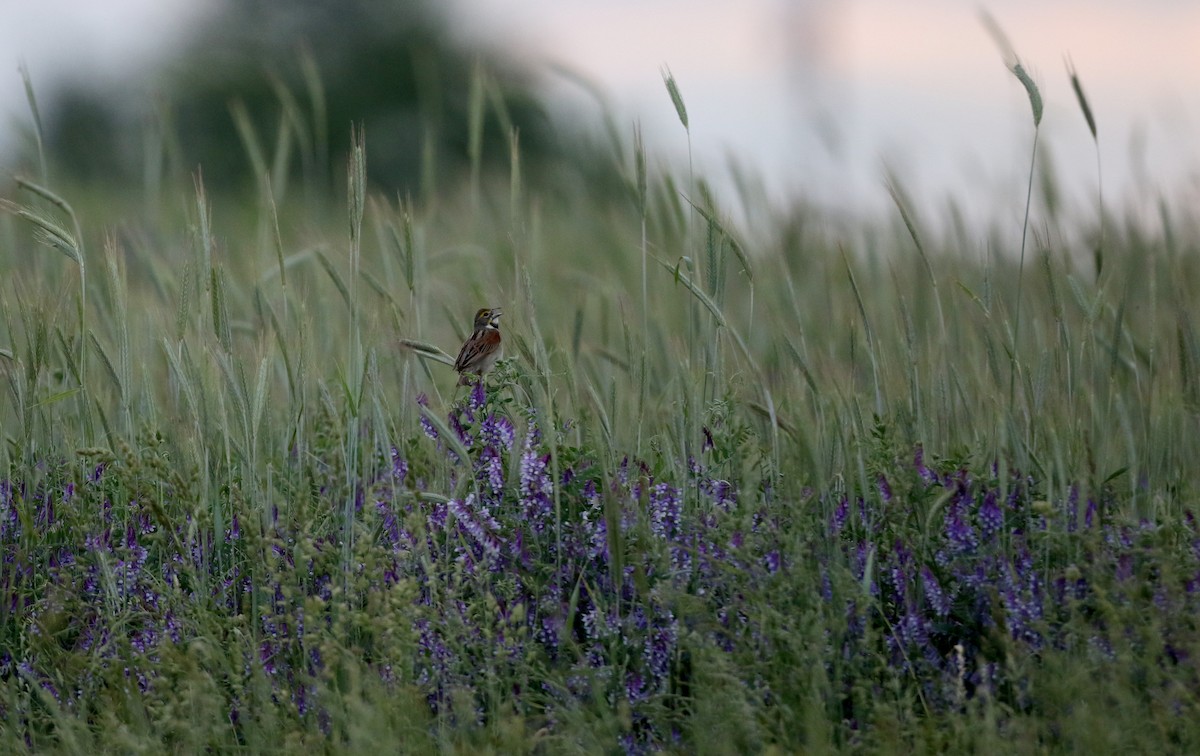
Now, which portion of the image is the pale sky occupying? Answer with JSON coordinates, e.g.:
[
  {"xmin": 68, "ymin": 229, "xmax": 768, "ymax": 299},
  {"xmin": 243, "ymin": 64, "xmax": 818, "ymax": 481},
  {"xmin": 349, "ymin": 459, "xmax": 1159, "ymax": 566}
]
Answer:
[{"xmin": 2, "ymin": 0, "xmax": 1198, "ymax": 225}]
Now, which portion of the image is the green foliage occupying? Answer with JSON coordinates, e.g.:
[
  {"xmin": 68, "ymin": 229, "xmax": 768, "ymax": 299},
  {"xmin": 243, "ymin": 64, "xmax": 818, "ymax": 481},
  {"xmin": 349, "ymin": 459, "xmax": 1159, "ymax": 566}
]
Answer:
[{"xmin": 3, "ymin": 30, "xmax": 1200, "ymax": 753}]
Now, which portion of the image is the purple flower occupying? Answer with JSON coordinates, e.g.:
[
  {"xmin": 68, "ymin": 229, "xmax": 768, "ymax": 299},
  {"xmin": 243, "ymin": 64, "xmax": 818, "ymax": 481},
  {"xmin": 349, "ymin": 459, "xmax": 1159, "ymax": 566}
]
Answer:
[
  {"xmin": 979, "ymin": 490, "xmax": 1003, "ymax": 541},
  {"xmin": 131, "ymin": 628, "xmax": 158, "ymax": 655},
  {"xmin": 519, "ymin": 423, "xmax": 553, "ymax": 530},
  {"xmin": 417, "ymin": 394, "xmax": 438, "ymax": 441},
  {"xmin": 377, "ymin": 500, "xmax": 402, "ymax": 549},
  {"xmin": 419, "ymin": 416, "xmax": 438, "ymax": 442},
  {"xmin": 0, "ymin": 482, "xmax": 16, "ymax": 540},
  {"xmin": 1186, "ymin": 570, "xmax": 1200, "ymax": 596},
  {"xmin": 853, "ymin": 541, "xmax": 873, "ymax": 582},
  {"xmin": 856, "ymin": 497, "xmax": 870, "ymax": 530},
  {"xmin": 470, "ymin": 379, "xmax": 486, "ymax": 413},
  {"xmin": 449, "ymin": 494, "xmax": 503, "ymax": 559},
  {"xmin": 945, "ymin": 503, "xmax": 978, "ymax": 554},
  {"xmin": 1000, "ymin": 552, "xmax": 1044, "ymax": 646},
  {"xmin": 616, "ymin": 456, "xmax": 630, "ymax": 486},
  {"xmin": 648, "ymin": 483, "xmax": 681, "ymax": 541},
  {"xmin": 537, "ymin": 613, "xmax": 564, "ymax": 657},
  {"xmin": 830, "ymin": 496, "xmax": 849, "ymax": 534},
  {"xmin": 1065, "ymin": 485, "xmax": 1079, "ymax": 533},
  {"xmin": 480, "ymin": 413, "xmax": 515, "ymax": 451},
  {"xmin": 426, "ymin": 501, "xmax": 448, "ymax": 532},
  {"xmin": 625, "ymin": 671, "xmax": 647, "ymax": 704},
  {"xmin": 888, "ymin": 543, "xmax": 910, "ymax": 603},
  {"xmin": 644, "ymin": 609, "xmax": 677, "ymax": 682},
  {"xmin": 449, "ymin": 409, "xmax": 472, "ymax": 447},
  {"xmin": 580, "ymin": 497, "xmax": 609, "ymax": 560},
  {"xmin": 17, "ymin": 661, "xmax": 62, "ymax": 703},
  {"xmin": 914, "ymin": 445, "xmax": 937, "ymax": 484},
  {"xmin": 710, "ymin": 478, "xmax": 735, "ymax": 511},
  {"xmin": 260, "ymin": 640, "xmax": 277, "ymax": 675},
  {"xmin": 390, "ymin": 447, "xmax": 408, "ymax": 483},
  {"xmin": 482, "ymin": 453, "xmax": 505, "ymax": 497},
  {"xmin": 921, "ymin": 566, "xmax": 951, "ymax": 618},
  {"xmin": 820, "ymin": 567, "xmax": 834, "ymax": 602},
  {"xmin": 580, "ymin": 607, "xmax": 608, "ymax": 643},
  {"xmin": 379, "ymin": 663, "xmax": 395, "ymax": 688}
]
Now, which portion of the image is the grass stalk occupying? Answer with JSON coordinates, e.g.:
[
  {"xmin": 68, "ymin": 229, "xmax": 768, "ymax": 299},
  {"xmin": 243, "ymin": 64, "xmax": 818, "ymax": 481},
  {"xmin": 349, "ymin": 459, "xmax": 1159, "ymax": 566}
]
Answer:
[
  {"xmin": 1006, "ymin": 62, "xmax": 1043, "ymax": 407},
  {"xmin": 343, "ymin": 125, "xmax": 367, "ymax": 575},
  {"xmin": 635, "ymin": 123, "xmax": 648, "ymax": 455}
]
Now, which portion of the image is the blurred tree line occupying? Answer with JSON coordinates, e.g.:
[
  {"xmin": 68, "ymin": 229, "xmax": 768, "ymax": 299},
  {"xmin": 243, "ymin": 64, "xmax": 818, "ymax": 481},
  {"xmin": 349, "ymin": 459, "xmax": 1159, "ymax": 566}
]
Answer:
[{"xmin": 38, "ymin": 0, "xmax": 620, "ymax": 199}]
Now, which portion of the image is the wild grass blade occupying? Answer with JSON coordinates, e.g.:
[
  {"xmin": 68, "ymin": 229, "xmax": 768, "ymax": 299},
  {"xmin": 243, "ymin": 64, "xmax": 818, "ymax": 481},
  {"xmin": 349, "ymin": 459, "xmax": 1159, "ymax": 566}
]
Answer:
[
  {"xmin": 842, "ymin": 247, "xmax": 883, "ymax": 416},
  {"xmin": 18, "ymin": 61, "xmax": 46, "ymax": 183},
  {"xmin": 1067, "ymin": 58, "xmax": 1105, "ymax": 280}
]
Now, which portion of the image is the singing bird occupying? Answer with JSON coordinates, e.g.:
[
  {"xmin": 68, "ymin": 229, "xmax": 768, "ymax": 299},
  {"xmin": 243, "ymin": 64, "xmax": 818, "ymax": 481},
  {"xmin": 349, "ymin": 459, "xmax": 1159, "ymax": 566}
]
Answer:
[{"xmin": 453, "ymin": 307, "xmax": 503, "ymax": 385}]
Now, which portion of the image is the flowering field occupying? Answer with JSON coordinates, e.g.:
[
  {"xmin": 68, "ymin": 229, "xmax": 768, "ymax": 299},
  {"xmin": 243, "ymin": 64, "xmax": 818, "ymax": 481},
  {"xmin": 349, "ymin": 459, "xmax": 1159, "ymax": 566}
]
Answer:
[{"xmin": 3, "ymin": 73, "xmax": 1200, "ymax": 753}]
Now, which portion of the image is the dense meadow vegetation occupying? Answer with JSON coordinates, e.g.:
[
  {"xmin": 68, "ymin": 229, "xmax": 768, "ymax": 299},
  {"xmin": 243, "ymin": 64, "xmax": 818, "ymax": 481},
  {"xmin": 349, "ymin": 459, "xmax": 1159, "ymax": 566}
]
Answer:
[{"xmin": 2, "ymin": 61, "xmax": 1200, "ymax": 753}]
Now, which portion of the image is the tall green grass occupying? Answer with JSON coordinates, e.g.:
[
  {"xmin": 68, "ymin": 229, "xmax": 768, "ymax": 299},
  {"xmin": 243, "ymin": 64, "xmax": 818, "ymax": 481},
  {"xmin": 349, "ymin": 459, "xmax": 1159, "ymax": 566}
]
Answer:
[{"xmin": 2, "ymin": 45, "xmax": 1200, "ymax": 753}]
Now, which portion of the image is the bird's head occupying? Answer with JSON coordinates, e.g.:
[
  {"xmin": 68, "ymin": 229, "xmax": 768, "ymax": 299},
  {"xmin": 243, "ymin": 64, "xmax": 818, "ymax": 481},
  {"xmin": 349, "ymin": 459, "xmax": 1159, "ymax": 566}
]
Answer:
[{"xmin": 474, "ymin": 307, "xmax": 503, "ymax": 330}]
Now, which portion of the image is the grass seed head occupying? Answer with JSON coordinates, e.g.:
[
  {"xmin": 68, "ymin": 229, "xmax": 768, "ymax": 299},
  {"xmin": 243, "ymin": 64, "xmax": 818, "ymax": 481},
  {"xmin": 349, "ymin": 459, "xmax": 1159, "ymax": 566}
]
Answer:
[
  {"xmin": 1011, "ymin": 63, "xmax": 1043, "ymax": 127},
  {"xmin": 1067, "ymin": 58, "xmax": 1097, "ymax": 140},
  {"xmin": 662, "ymin": 67, "xmax": 689, "ymax": 130}
]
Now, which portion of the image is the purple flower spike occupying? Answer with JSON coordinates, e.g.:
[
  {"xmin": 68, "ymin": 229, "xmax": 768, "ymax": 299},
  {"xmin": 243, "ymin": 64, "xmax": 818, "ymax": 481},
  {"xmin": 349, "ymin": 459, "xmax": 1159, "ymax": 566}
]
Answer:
[
  {"xmin": 648, "ymin": 483, "xmax": 681, "ymax": 541},
  {"xmin": 391, "ymin": 447, "xmax": 409, "ymax": 482},
  {"xmin": 449, "ymin": 494, "xmax": 503, "ymax": 559},
  {"xmin": 945, "ymin": 503, "xmax": 978, "ymax": 554},
  {"xmin": 449, "ymin": 409, "xmax": 472, "ymax": 448},
  {"xmin": 921, "ymin": 566, "xmax": 951, "ymax": 618},
  {"xmin": 418, "ymin": 394, "xmax": 439, "ymax": 441},
  {"xmin": 1065, "ymin": 485, "xmax": 1080, "ymax": 533},
  {"xmin": 979, "ymin": 490, "xmax": 1003, "ymax": 541},
  {"xmin": 830, "ymin": 496, "xmax": 849, "ymax": 535},
  {"xmin": 914, "ymin": 445, "xmax": 937, "ymax": 485},
  {"xmin": 519, "ymin": 421, "xmax": 553, "ymax": 530},
  {"xmin": 470, "ymin": 379, "xmax": 486, "ymax": 413},
  {"xmin": 480, "ymin": 413, "xmax": 515, "ymax": 452}
]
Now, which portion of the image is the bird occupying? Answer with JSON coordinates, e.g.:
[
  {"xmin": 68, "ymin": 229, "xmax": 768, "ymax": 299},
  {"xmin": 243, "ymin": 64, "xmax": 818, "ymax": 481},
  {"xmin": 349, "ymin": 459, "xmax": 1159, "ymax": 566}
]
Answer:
[{"xmin": 453, "ymin": 307, "xmax": 503, "ymax": 385}]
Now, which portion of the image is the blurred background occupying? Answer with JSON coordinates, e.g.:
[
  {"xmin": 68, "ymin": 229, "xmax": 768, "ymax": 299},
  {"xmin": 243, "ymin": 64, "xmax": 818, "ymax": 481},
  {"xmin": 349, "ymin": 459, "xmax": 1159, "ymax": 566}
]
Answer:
[{"xmin": 0, "ymin": 0, "xmax": 1198, "ymax": 225}]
